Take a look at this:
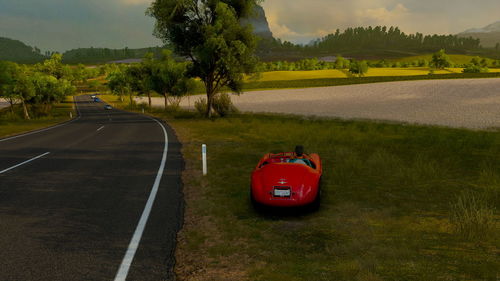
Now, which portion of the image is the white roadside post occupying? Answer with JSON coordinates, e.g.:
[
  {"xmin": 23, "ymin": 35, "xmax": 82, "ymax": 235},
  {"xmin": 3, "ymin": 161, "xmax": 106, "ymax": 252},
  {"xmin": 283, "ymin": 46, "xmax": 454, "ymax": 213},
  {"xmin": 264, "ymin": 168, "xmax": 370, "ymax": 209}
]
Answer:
[
  {"xmin": 202, "ymin": 144, "xmax": 207, "ymax": 176},
  {"xmin": 70, "ymin": 112, "xmax": 73, "ymax": 119}
]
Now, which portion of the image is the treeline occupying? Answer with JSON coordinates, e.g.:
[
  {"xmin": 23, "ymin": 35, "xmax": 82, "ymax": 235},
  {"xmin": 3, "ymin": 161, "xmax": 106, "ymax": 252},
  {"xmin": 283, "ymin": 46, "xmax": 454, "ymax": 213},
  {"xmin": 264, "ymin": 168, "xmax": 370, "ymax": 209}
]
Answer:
[
  {"xmin": 256, "ymin": 26, "xmax": 485, "ymax": 61},
  {"xmin": 310, "ymin": 26, "xmax": 481, "ymax": 53},
  {"xmin": 259, "ymin": 56, "xmax": 500, "ymax": 72},
  {"xmin": 0, "ymin": 54, "xmax": 100, "ymax": 119},
  {"xmin": 62, "ymin": 46, "xmax": 166, "ymax": 64}
]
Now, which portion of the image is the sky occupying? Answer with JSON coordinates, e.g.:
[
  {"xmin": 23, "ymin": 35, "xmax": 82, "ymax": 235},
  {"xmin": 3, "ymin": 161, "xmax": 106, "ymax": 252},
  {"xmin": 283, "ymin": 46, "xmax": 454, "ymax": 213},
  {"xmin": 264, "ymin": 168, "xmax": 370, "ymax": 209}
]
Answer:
[{"xmin": 0, "ymin": 0, "xmax": 499, "ymax": 52}]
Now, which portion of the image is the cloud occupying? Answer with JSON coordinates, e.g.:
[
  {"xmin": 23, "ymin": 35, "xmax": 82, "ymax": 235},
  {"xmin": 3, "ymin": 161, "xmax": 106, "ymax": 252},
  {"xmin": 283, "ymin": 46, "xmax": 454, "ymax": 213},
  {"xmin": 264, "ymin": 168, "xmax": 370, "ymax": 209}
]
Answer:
[
  {"xmin": 120, "ymin": 0, "xmax": 152, "ymax": 5},
  {"xmin": 261, "ymin": 0, "xmax": 500, "ymax": 44},
  {"xmin": 0, "ymin": 0, "xmax": 161, "ymax": 52},
  {"xmin": 358, "ymin": 3, "xmax": 409, "ymax": 24}
]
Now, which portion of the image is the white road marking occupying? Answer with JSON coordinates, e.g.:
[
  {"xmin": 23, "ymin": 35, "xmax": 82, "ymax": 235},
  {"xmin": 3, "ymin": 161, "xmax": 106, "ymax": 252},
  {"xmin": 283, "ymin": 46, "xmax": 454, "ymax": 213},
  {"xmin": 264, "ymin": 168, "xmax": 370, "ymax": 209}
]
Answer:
[
  {"xmin": 97, "ymin": 126, "xmax": 105, "ymax": 132},
  {"xmin": 0, "ymin": 96, "xmax": 81, "ymax": 143},
  {"xmin": 0, "ymin": 152, "xmax": 51, "ymax": 175},
  {"xmin": 114, "ymin": 117, "xmax": 169, "ymax": 281}
]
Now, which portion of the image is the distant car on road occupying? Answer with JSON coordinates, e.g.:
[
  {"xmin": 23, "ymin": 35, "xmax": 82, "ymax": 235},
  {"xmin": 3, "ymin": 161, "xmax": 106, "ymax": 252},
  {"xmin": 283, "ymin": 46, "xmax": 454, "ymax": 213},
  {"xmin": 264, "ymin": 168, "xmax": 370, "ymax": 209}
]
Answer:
[
  {"xmin": 250, "ymin": 146, "xmax": 322, "ymax": 209},
  {"xmin": 94, "ymin": 97, "xmax": 100, "ymax": 102},
  {"xmin": 104, "ymin": 105, "xmax": 113, "ymax": 110},
  {"xmin": 91, "ymin": 95, "xmax": 96, "ymax": 99}
]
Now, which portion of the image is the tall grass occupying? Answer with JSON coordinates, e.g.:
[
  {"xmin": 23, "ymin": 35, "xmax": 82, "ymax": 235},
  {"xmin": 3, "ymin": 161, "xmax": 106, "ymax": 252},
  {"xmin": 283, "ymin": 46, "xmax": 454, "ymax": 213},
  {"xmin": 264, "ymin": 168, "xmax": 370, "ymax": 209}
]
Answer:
[{"xmin": 450, "ymin": 191, "xmax": 497, "ymax": 240}]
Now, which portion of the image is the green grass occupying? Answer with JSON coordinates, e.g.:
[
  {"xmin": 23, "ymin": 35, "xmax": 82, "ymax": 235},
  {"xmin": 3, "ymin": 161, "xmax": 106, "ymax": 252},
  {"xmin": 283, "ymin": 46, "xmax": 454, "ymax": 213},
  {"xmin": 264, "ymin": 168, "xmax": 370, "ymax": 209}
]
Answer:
[
  {"xmin": 166, "ymin": 114, "xmax": 499, "ymax": 281},
  {"xmin": 101, "ymin": 95, "xmax": 500, "ymax": 280},
  {"xmin": 0, "ymin": 98, "xmax": 76, "ymax": 139}
]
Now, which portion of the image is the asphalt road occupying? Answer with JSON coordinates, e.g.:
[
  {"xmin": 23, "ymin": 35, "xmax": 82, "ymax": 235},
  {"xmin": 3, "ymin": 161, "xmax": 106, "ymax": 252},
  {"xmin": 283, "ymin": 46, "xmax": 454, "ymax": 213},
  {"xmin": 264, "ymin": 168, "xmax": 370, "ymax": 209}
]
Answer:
[{"xmin": 0, "ymin": 96, "xmax": 184, "ymax": 281}]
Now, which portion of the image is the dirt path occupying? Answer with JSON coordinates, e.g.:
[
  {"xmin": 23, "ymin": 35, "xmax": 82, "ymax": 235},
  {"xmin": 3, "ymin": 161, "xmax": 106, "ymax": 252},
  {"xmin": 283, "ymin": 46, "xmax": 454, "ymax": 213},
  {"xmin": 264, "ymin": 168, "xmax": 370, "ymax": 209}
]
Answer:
[{"xmin": 137, "ymin": 78, "xmax": 500, "ymax": 129}]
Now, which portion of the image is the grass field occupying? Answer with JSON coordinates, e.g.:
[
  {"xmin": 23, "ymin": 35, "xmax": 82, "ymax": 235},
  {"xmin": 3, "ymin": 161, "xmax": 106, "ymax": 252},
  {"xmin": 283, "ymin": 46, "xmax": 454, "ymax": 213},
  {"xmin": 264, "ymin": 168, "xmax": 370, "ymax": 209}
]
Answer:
[
  {"xmin": 0, "ymin": 97, "xmax": 76, "ymax": 139},
  {"xmin": 100, "ymin": 95, "xmax": 499, "ymax": 281},
  {"xmin": 391, "ymin": 54, "xmax": 496, "ymax": 65},
  {"xmin": 168, "ymin": 114, "xmax": 500, "ymax": 281}
]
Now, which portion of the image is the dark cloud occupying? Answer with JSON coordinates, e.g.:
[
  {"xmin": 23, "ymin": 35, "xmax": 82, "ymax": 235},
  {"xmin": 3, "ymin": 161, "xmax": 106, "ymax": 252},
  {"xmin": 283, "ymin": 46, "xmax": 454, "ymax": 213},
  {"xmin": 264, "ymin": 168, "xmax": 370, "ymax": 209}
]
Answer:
[{"xmin": 0, "ymin": 0, "xmax": 161, "ymax": 52}]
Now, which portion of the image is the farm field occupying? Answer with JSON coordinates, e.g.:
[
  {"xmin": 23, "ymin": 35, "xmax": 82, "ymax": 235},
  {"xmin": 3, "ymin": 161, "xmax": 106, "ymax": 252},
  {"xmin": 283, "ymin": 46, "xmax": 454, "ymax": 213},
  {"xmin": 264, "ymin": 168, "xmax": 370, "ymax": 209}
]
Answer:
[{"xmin": 254, "ymin": 67, "xmax": 500, "ymax": 82}]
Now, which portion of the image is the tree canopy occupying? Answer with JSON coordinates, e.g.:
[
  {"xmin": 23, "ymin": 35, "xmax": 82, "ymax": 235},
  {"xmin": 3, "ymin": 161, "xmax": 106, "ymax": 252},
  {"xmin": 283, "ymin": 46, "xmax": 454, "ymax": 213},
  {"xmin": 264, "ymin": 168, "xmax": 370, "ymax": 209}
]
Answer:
[{"xmin": 147, "ymin": 0, "xmax": 261, "ymax": 117}]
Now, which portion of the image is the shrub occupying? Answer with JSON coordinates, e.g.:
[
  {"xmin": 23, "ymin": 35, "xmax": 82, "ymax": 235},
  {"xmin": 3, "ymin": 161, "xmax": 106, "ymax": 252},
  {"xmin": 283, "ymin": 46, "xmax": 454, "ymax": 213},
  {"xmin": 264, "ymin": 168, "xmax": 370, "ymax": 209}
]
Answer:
[
  {"xmin": 212, "ymin": 93, "xmax": 238, "ymax": 117},
  {"xmin": 463, "ymin": 64, "xmax": 489, "ymax": 73},
  {"xmin": 349, "ymin": 60, "xmax": 369, "ymax": 77},
  {"xmin": 194, "ymin": 98, "xmax": 207, "ymax": 116},
  {"xmin": 450, "ymin": 191, "xmax": 496, "ymax": 240}
]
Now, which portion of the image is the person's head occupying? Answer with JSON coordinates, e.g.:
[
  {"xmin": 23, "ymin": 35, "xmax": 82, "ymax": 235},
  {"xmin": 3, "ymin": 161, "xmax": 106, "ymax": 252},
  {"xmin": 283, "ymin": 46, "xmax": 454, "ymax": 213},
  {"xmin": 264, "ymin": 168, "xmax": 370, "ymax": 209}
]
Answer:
[{"xmin": 295, "ymin": 145, "xmax": 304, "ymax": 157}]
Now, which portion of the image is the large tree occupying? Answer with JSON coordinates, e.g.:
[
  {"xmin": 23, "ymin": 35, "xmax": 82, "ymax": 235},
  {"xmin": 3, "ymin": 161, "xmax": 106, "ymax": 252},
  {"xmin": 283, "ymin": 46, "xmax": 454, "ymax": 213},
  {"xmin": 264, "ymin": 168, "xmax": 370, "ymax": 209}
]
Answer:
[
  {"xmin": 108, "ymin": 68, "xmax": 133, "ymax": 104},
  {"xmin": 151, "ymin": 50, "xmax": 195, "ymax": 109},
  {"xmin": 126, "ymin": 54, "xmax": 155, "ymax": 107},
  {"xmin": 147, "ymin": 0, "xmax": 260, "ymax": 117}
]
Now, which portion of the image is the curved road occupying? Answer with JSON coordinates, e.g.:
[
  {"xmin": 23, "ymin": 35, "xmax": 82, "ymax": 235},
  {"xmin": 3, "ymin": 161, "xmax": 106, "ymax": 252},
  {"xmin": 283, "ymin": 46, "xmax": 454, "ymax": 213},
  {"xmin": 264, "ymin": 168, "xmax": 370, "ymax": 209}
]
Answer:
[
  {"xmin": 0, "ymin": 96, "xmax": 184, "ymax": 280},
  {"xmin": 166, "ymin": 78, "xmax": 500, "ymax": 129}
]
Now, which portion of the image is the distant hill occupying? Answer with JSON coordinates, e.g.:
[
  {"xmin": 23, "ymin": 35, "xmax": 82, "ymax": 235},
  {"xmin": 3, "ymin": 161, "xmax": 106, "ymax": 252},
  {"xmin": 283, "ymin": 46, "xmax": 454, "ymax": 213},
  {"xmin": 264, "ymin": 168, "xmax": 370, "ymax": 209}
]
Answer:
[
  {"xmin": 61, "ymin": 46, "xmax": 165, "ymax": 64},
  {"xmin": 0, "ymin": 37, "xmax": 46, "ymax": 63},
  {"xmin": 242, "ymin": 5, "xmax": 274, "ymax": 39},
  {"xmin": 458, "ymin": 21, "xmax": 500, "ymax": 48}
]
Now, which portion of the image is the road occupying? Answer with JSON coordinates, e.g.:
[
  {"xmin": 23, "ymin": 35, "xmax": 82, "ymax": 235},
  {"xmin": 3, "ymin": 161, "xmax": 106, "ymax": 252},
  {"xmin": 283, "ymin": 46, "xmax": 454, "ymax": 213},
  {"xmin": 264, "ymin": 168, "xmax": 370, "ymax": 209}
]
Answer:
[
  {"xmin": 138, "ymin": 78, "xmax": 500, "ymax": 129},
  {"xmin": 0, "ymin": 96, "xmax": 184, "ymax": 281}
]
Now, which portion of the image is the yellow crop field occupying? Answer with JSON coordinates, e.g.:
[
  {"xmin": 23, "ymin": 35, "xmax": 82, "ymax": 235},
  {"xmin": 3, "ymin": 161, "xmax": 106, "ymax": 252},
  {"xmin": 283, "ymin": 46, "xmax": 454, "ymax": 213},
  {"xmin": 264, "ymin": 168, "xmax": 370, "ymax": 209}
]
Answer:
[
  {"xmin": 253, "ymin": 70, "xmax": 347, "ymax": 81},
  {"xmin": 254, "ymin": 68, "xmax": 472, "ymax": 82}
]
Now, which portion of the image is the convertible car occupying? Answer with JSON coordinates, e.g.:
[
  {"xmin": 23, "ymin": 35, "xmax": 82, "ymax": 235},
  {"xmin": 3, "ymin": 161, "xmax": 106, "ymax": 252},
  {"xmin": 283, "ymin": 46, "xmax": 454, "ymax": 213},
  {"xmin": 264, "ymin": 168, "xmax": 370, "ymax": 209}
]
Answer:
[{"xmin": 250, "ymin": 146, "xmax": 322, "ymax": 208}]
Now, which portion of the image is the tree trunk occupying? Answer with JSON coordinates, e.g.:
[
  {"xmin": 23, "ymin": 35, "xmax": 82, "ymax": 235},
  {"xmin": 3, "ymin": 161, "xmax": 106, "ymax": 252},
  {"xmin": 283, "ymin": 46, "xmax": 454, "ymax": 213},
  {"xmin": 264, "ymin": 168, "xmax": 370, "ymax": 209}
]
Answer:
[
  {"xmin": 21, "ymin": 99, "xmax": 30, "ymax": 120},
  {"xmin": 206, "ymin": 92, "xmax": 214, "ymax": 118},
  {"xmin": 164, "ymin": 94, "xmax": 168, "ymax": 110},
  {"xmin": 147, "ymin": 92, "xmax": 152, "ymax": 108},
  {"xmin": 8, "ymin": 98, "xmax": 14, "ymax": 114},
  {"xmin": 205, "ymin": 81, "xmax": 214, "ymax": 118},
  {"xmin": 129, "ymin": 94, "xmax": 133, "ymax": 105}
]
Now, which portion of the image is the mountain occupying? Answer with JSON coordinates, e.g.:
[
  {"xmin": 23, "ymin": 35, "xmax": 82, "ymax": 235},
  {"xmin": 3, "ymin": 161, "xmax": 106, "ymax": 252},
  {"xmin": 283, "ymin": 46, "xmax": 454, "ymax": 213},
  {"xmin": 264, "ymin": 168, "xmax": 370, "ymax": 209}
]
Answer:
[
  {"xmin": 458, "ymin": 21, "xmax": 500, "ymax": 48},
  {"xmin": 462, "ymin": 21, "xmax": 500, "ymax": 34},
  {"xmin": 242, "ymin": 5, "xmax": 274, "ymax": 39},
  {"xmin": 0, "ymin": 37, "xmax": 47, "ymax": 63}
]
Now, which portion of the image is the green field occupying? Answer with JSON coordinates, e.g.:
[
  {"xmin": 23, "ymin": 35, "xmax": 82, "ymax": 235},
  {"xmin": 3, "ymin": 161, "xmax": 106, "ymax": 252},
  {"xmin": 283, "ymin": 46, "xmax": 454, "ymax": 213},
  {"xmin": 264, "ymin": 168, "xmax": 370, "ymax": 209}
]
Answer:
[
  {"xmin": 0, "ymin": 98, "xmax": 76, "ymax": 138},
  {"xmin": 166, "ymin": 114, "xmax": 499, "ymax": 281}
]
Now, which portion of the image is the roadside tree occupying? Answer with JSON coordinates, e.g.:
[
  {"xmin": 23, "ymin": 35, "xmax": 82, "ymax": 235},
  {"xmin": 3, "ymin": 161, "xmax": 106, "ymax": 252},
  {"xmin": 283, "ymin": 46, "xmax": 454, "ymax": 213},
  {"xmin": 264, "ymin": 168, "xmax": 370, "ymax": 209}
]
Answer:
[
  {"xmin": 107, "ymin": 68, "xmax": 133, "ymax": 104},
  {"xmin": 147, "ymin": 0, "xmax": 260, "ymax": 117},
  {"xmin": 151, "ymin": 50, "xmax": 195, "ymax": 109}
]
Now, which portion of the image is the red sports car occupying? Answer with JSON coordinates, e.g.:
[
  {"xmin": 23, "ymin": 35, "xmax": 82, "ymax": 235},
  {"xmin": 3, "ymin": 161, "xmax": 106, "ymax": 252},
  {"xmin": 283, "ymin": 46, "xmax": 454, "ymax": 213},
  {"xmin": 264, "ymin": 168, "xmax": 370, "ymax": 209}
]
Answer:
[{"xmin": 251, "ymin": 146, "xmax": 322, "ymax": 208}]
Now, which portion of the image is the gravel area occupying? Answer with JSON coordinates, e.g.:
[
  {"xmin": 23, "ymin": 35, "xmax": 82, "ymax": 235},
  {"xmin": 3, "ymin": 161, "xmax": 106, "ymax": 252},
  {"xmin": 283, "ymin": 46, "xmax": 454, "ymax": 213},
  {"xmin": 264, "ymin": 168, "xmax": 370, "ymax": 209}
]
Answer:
[{"xmin": 137, "ymin": 78, "xmax": 500, "ymax": 129}]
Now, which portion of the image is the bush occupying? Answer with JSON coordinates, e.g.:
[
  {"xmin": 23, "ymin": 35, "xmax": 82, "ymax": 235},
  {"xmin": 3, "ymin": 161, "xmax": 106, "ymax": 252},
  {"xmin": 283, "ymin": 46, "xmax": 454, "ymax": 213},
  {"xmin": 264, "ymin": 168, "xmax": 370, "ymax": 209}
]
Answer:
[
  {"xmin": 212, "ymin": 93, "xmax": 238, "ymax": 117},
  {"xmin": 194, "ymin": 98, "xmax": 207, "ymax": 116},
  {"xmin": 463, "ymin": 64, "xmax": 489, "ymax": 73},
  {"xmin": 450, "ymin": 191, "xmax": 496, "ymax": 240}
]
